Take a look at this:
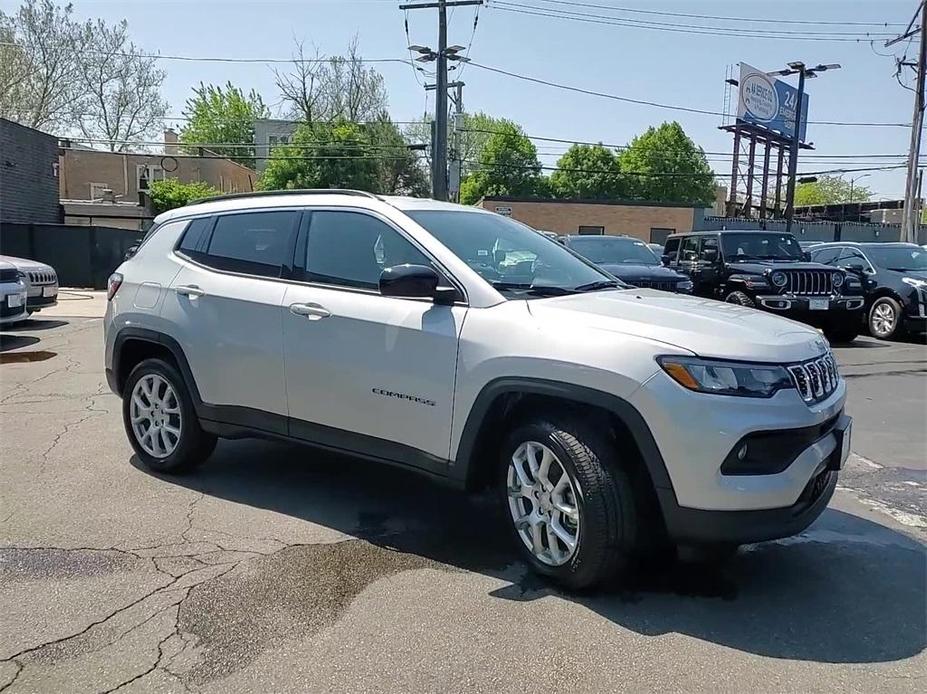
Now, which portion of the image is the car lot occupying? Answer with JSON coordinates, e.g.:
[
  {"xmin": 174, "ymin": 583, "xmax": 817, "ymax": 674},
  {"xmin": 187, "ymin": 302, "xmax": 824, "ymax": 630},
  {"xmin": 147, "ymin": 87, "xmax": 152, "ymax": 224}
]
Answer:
[{"xmin": 1, "ymin": 298, "xmax": 924, "ymax": 693}]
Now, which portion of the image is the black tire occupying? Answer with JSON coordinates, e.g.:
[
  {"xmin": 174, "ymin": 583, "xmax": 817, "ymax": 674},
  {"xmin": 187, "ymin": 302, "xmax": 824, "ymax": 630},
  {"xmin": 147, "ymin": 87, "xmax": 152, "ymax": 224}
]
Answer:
[
  {"xmin": 499, "ymin": 415, "xmax": 640, "ymax": 590},
  {"xmin": 725, "ymin": 290, "xmax": 756, "ymax": 308},
  {"xmin": 122, "ymin": 358, "xmax": 216, "ymax": 474},
  {"xmin": 823, "ymin": 322, "xmax": 860, "ymax": 344},
  {"xmin": 868, "ymin": 297, "xmax": 903, "ymax": 340}
]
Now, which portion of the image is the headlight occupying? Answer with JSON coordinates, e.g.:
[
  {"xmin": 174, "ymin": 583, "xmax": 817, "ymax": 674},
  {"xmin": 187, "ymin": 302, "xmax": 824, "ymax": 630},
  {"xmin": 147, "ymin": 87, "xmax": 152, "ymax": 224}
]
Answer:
[
  {"xmin": 832, "ymin": 272, "xmax": 844, "ymax": 288},
  {"xmin": 657, "ymin": 356, "xmax": 793, "ymax": 398},
  {"xmin": 902, "ymin": 277, "xmax": 927, "ymax": 290},
  {"xmin": 770, "ymin": 271, "xmax": 787, "ymax": 288},
  {"xmin": 677, "ymin": 280, "xmax": 693, "ymax": 291}
]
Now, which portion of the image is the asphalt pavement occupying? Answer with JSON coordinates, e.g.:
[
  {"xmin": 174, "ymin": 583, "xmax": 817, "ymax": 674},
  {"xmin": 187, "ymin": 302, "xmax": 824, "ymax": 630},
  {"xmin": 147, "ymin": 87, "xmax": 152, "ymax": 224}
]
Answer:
[{"xmin": 0, "ymin": 299, "xmax": 924, "ymax": 693}]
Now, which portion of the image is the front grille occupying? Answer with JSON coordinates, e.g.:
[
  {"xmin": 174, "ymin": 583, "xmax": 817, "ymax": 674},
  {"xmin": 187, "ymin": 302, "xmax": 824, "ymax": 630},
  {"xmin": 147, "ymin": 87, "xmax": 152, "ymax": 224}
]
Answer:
[
  {"xmin": 783, "ymin": 270, "xmax": 833, "ymax": 296},
  {"xmin": 631, "ymin": 278, "xmax": 679, "ymax": 292},
  {"xmin": 788, "ymin": 352, "xmax": 840, "ymax": 403},
  {"xmin": 28, "ymin": 270, "xmax": 56, "ymax": 285},
  {"xmin": 0, "ymin": 268, "xmax": 18, "ymax": 282}
]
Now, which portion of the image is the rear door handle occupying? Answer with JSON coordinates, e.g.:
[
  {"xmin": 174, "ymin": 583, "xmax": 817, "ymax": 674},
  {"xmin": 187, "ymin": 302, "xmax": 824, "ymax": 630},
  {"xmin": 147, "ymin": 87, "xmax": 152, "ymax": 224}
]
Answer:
[
  {"xmin": 175, "ymin": 285, "xmax": 206, "ymax": 298},
  {"xmin": 289, "ymin": 302, "xmax": 331, "ymax": 320}
]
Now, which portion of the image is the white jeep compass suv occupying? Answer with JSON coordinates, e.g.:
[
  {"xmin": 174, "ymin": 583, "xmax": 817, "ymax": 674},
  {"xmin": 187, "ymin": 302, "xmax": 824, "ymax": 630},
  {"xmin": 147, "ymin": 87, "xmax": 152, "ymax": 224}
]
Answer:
[{"xmin": 104, "ymin": 190, "xmax": 851, "ymax": 589}]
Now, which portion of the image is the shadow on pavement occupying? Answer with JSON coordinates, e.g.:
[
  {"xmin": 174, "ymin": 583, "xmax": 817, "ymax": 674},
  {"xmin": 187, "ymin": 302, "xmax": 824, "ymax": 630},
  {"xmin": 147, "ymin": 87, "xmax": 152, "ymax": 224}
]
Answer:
[
  {"xmin": 3, "ymin": 319, "xmax": 69, "ymax": 332},
  {"xmin": 137, "ymin": 437, "xmax": 927, "ymax": 665},
  {"xmin": 0, "ymin": 334, "xmax": 39, "ymax": 352}
]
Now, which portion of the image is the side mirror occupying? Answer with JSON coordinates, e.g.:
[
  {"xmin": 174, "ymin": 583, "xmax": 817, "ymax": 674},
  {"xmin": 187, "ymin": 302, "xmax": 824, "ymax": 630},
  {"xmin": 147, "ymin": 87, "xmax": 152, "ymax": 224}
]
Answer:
[
  {"xmin": 661, "ymin": 254, "xmax": 672, "ymax": 265},
  {"xmin": 702, "ymin": 250, "xmax": 719, "ymax": 263},
  {"xmin": 801, "ymin": 251, "xmax": 812, "ymax": 262},
  {"xmin": 843, "ymin": 261, "xmax": 866, "ymax": 275},
  {"xmin": 379, "ymin": 264, "xmax": 457, "ymax": 304},
  {"xmin": 124, "ymin": 244, "xmax": 139, "ymax": 261}
]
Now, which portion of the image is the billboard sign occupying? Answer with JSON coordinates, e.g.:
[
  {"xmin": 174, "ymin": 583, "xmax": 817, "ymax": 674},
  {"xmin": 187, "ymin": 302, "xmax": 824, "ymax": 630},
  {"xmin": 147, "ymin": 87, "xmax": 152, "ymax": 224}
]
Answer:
[{"xmin": 737, "ymin": 63, "xmax": 809, "ymax": 142}]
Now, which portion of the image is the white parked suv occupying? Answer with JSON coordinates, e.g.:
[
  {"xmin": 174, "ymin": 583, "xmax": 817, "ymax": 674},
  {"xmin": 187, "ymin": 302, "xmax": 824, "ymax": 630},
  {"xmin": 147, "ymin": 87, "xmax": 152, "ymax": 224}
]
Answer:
[{"xmin": 104, "ymin": 190, "xmax": 851, "ymax": 588}]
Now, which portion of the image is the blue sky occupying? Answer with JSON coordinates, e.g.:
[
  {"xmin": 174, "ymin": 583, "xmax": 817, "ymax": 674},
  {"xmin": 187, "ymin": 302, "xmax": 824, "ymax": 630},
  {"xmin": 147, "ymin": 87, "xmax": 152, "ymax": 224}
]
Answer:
[{"xmin": 4, "ymin": 0, "xmax": 920, "ymax": 199}]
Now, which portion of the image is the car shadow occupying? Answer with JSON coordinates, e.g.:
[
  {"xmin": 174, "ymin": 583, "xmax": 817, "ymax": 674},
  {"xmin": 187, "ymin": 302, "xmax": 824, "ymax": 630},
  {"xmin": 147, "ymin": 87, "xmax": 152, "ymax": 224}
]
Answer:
[
  {"xmin": 3, "ymin": 319, "xmax": 69, "ymax": 332},
  {"xmin": 0, "ymin": 334, "xmax": 40, "ymax": 352},
  {"xmin": 136, "ymin": 437, "xmax": 926, "ymax": 665}
]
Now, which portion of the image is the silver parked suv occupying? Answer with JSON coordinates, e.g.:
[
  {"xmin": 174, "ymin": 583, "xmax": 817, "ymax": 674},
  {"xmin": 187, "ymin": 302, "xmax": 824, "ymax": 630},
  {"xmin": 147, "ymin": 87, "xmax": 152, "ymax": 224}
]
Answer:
[{"xmin": 104, "ymin": 190, "xmax": 851, "ymax": 589}]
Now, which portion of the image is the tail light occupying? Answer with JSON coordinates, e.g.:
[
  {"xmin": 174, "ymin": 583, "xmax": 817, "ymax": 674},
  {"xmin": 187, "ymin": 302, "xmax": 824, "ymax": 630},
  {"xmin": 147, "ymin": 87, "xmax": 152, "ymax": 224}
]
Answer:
[{"xmin": 107, "ymin": 272, "xmax": 123, "ymax": 301}]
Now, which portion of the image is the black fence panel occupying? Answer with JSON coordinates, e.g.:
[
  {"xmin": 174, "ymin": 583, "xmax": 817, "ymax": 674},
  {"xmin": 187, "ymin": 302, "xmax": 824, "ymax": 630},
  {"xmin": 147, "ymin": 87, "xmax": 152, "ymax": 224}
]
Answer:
[{"xmin": 0, "ymin": 223, "xmax": 144, "ymax": 289}]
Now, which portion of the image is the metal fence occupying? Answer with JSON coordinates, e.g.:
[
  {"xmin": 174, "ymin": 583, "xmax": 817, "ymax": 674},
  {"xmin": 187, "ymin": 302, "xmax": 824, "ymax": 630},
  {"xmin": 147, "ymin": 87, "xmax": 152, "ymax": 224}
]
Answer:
[
  {"xmin": 0, "ymin": 223, "xmax": 144, "ymax": 289},
  {"xmin": 695, "ymin": 216, "xmax": 907, "ymax": 244}
]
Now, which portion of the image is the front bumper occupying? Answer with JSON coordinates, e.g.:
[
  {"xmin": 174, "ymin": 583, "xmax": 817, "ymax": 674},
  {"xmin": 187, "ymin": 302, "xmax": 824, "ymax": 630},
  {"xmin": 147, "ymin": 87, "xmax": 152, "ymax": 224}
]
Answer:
[
  {"xmin": 0, "ymin": 289, "xmax": 28, "ymax": 324},
  {"xmin": 631, "ymin": 368, "xmax": 847, "ymax": 523},
  {"xmin": 756, "ymin": 294, "xmax": 864, "ymax": 313},
  {"xmin": 26, "ymin": 283, "xmax": 58, "ymax": 311}
]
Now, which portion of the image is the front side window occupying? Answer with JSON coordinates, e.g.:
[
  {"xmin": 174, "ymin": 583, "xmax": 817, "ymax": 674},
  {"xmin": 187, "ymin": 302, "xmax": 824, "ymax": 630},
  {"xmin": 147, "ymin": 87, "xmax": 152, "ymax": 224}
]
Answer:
[
  {"xmin": 680, "ymin": 236, "xmax": 700, "ymax": 262},
  {"xmin": 721, "ymin": 233, "xmax": 802, "ymax": 261},
  {"xmin": 569, "ymin": 238, "xmax": 659, "ymax": 266},
  {"xmin": 406, "ymin": 209, "xmax": 614, "ymax": 296},
  {"xmin": 305, "ymin": 211, "xmax": 431, "ymax": 290},
  {"xmin": 811, "ymin": 246, "xmax": 841, "ymax": 265},
  {"xmin": 699, "ymin": 237, "xmax": 720, "ymax": 262},
  {"xmin": 865, "ymin": 245, "xmax": 927, "ymax": 271},
  {"xmin": 662, "ymin": 237, "xmax": 680, "ymax": 261},
  {"xmin": 203, "ymin": 210, "xmax": 299, "ymax": 277}
]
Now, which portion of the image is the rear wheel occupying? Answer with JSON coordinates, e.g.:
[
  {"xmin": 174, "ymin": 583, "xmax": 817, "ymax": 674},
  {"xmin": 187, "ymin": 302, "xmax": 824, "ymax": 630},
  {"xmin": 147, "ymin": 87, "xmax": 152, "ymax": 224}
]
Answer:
[
  {"xmin": 823, "ymin": 321, "xmax": 860, "ymax": 344},
  {"xmin": 725, "ymin": 290, "xmax": 756, "ymax": 308},
  {"xmin": 122, "ymin": 358, "xmax": 216, "ymax": 474},
  {"xmin": 499, "ymin": 416, "xmax": 640, "ymax": 590},
  {"xmin": 869, "ymin": 297, "xmax": 902, "ymax": 340}
]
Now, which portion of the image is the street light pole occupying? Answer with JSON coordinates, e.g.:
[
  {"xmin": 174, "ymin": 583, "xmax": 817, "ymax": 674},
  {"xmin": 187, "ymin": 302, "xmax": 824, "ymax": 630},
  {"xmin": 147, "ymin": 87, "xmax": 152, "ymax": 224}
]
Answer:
[{"xmin": 784, "ymin": 67, "xmax": 806, "ymax": 236}]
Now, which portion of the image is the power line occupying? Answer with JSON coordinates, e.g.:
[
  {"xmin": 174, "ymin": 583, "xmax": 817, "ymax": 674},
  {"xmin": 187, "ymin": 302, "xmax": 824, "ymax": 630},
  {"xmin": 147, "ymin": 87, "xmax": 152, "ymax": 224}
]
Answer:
[
  {"xmin": 529, "ymin": 0, "xmax": 905, "ymax": 28},
  {"xmin": 466, "ymin": 62, "xmax": 911, "ymax": 127},
  {"xmin": 489, "ymin": 3, "xmax": 895, "ymax": 42}
]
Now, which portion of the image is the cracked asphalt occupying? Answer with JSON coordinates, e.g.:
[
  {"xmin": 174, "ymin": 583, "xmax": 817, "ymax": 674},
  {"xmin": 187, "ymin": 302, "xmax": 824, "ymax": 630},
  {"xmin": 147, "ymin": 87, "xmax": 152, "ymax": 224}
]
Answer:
[{"xmin": 1, "ymin": 304, "xmax": 925, "ymax": 693}]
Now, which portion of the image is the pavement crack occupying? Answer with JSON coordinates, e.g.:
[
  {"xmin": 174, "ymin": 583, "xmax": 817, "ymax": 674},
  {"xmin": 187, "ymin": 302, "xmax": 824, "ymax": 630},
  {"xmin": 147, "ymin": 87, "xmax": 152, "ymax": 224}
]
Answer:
[
  {"xmin": 100, "ymin": 607, "xmax": 180, "ymax": 694},
  {"xmin": 0, "ymin": 660, "xmax": 22, "ymax": 694}
]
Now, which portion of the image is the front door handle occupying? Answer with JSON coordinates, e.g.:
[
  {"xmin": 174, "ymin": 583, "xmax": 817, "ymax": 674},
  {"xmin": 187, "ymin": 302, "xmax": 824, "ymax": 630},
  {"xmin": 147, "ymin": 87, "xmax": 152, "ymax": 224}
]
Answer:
[
  {"xmin": 289, "ymin": 302, "xmax": 331, "ymax": 320},
  {"xmin": 175, "ymin": 284, "xmax": 205, "ymax": 298}
]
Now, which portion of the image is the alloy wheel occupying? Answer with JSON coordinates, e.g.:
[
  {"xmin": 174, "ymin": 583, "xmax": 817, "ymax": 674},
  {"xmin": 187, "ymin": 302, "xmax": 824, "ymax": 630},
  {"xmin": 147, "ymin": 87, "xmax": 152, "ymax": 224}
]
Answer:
[
  {"xmin": 130, "ymin": 373, "xmax": 182, "ymax": 459},
  {"xmin": 871, "ymin": 302, "xmax": 897, "ymax": 338},
  {"xmin": 506, "ymin": 441, "xmax": 580, "ymax": 566}
]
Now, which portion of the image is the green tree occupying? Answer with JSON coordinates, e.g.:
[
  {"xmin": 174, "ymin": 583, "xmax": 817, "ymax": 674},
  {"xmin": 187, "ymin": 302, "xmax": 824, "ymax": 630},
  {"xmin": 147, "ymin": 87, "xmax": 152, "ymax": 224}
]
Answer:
[
  {"xmin": 459, "ymin": 123, "xmax": 545, "ymax": 204},
  {"xmin": 618, "ymin": 122, "xmax": 715, "ymax": 206},
  {"xmin": 795, "ymin": 175, "xmax": 872, "ymax": 206},
  {"xmin": 148, "ymin": 179, "xmax": 220, "ymax": 214},
  {"xmin": 179, "ymin": 82, "xmax": 269, "ymax": 167},
  {"xmin": 366, "ymin": 117, "xmax": 429, "ymax": 196},
  {"xmin": 550, "ymin": 144, "xmax": 625, "ymax": 199}
]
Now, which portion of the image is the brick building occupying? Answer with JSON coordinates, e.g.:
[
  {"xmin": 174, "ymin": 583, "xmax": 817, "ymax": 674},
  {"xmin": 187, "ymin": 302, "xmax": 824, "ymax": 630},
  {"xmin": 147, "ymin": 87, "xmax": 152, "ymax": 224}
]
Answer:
[
  {"xmin": 0, "ymin": 118, "xmax": 60, "ymax": 224},
  {"xmin": 476, "ymin": 196, "xmax": 706, "ymax": 244},
  {"xmin": 58, "ymin": 130, "xmax": 257, "ymax": 203}
]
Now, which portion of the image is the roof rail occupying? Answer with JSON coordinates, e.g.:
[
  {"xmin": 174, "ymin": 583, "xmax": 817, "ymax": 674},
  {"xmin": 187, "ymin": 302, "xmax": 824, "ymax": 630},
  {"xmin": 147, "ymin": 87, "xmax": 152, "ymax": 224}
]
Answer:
[{"xmin": 189, "ymin": 189, "xmax": 380, "ymax": 205}]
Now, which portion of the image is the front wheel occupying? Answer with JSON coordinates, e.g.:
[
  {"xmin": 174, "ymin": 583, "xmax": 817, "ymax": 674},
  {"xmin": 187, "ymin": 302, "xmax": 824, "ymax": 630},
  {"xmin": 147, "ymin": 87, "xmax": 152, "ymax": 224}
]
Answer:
[
  {"xmin": 869, "ymin": 297, "xmax": 903, "ymax": 340},
  {"xmin": 725, "ymin": 290, "xmax": 756, "ymax": 308},
  {"xmin": 499, "ymin": 416, "xmax": 639, "ymax": 590},
  {"xmin": 122, "ymin": 358, "xmax": 216, "ymax": 474}
]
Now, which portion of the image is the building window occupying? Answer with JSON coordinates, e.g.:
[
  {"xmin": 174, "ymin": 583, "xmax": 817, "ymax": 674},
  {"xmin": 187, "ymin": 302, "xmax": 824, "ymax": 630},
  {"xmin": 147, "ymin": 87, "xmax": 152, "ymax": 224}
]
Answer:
[
  {"xmin": 577, "ymin": 225, "xmax": 604, "ymax": 235},
  {"xmin": 650, "ymin": 227, "xmax": 675, "ymax": 244},
  {"xmin": 268, "ymin": 135, "xmax": 289, "ymax": 155},
  {"xmin": 136, "ymin": 164, "xmax": 164, "ymax": 192},
  {"xmin": 89, "ymin": 183, "xmax": 108, "ymax": 200}
]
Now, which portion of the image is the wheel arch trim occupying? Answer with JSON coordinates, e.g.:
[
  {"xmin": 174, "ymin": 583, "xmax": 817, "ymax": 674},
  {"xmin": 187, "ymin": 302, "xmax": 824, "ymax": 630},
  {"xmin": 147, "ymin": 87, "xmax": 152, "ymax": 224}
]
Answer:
[{"xmin": 452, "ymin": 377, "xmax": 675, "ymax": 494}]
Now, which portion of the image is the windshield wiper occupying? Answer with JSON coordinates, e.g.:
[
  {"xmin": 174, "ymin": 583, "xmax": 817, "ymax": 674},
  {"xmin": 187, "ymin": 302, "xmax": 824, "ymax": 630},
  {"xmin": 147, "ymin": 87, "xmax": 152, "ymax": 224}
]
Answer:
[
  {"xmin": 491, "ymin": 281, "xmax": 575, "ymax": 296},
  {"xmin": 573, "ymin": 280, "xmax": 624, "ymax": 292}
]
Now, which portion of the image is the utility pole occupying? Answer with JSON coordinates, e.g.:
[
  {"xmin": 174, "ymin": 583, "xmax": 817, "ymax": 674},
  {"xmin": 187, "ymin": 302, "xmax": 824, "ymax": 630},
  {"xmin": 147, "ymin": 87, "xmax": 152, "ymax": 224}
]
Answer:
[
  {"xmin": 894, "ymin": 1, "xmax": 927, "ymax": 243},
  {"xmin": 401, "ymin": 0, "xmax": 482, "ymax": 201}
]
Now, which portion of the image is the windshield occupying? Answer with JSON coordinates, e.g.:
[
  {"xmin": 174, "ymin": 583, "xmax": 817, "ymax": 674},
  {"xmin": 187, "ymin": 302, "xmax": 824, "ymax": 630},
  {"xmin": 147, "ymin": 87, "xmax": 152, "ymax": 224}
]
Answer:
[
  {"xmin": 568, "ymin": 238, "xmax": 660, "ymax": 266},
  {"xmin": 721, "ymin": 233, "xmax": 803, "ymax": 261},
  {"xmin": 866, "ymin": 245, "xmax": 927, "ymax": 271},
  {"xmin": 405, "ymin": 210, "xmax": 615, "ymax": 295}
]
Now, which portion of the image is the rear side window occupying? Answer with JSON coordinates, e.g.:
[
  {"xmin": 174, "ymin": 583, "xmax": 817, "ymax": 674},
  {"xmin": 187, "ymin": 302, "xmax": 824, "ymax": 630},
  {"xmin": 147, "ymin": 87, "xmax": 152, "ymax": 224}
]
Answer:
[
  {"xmin": 811, "ymin": 247, "xmax": 841, "ymax": 265},
  {"xmin": 202, "ymin": 211, "xmax": 299, "ymax": 277},
  {"xmin": 178, "ymin": 217, "xmax": 213, "ymax": 253},
  {"xmin": 680, "ymin": 236, "xmax": 700, "ymax": 261}
]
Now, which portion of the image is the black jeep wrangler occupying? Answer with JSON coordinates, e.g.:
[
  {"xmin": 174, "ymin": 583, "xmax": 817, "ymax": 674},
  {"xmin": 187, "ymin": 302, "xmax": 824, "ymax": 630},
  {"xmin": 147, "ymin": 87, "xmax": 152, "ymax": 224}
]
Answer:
[{"xmin": 663, "ymin": 230, "xmax": 866, "ymax": 342}]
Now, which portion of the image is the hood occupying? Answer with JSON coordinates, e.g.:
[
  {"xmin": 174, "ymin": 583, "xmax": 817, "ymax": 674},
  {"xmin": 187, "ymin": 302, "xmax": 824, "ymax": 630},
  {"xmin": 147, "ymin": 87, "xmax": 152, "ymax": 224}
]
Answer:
[
  {"xmin": 598, "ymin": 263, "xmax": 686, "ymax": 282},
  {"xmin": 0, "ymin": 255, "xmax": 54, "ymax": 272},
  {"xmin": 528, "ymin": 289, "xmax": 825, "ymax": 363},
  {"xmin": 724, "ymin": 260, "xmax": 837, "ymax": 275},
  {"xmin": 885, "ymin": 268, "xmax": 927, "ymax": 281}
]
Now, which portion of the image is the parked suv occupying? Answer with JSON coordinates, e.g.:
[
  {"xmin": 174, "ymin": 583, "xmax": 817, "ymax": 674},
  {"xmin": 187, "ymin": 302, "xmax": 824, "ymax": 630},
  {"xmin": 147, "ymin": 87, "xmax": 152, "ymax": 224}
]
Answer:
[
  {"xmin": 808, "ymin": 242, "xmax": 926, "ymax": 341},
  {"xmin": 0, "ymin": 256, "xmax": 58, "ymax": 316},
  {"xmin": 0, "ymin": 261, "xmax": 28, "ymax": 326},
  {"xmin": 560, "ymin": 235, "xmax": 693, "ymax": 293},
  {"xmin": 663, "ymin": 230, "xmax": 865, "ymax": 343},
  {"xmin": 104, "ymin": 191, "xmax": 851, "ymax": 589}
]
